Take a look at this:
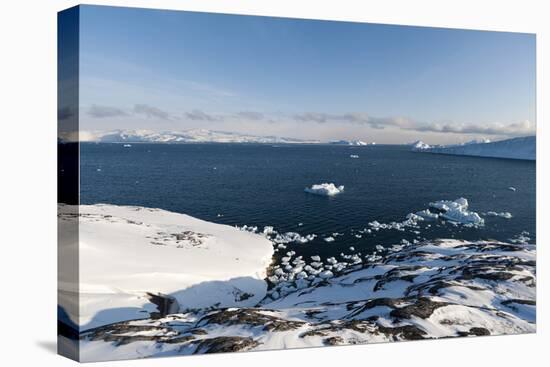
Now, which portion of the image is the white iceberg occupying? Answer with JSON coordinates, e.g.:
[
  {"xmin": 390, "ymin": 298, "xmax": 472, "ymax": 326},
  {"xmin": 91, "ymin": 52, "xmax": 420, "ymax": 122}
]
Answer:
[
  {"xmin": 411, "ymin": 140, "xmax": 431, "ymax": 150},
  {"xmin": 304, "ymin": 183, "xmax": 344, "ymax": 196},
  {"xmin": 429, "ymin": 198, "xmax": 484, "ymax": 225},
  {"xmin": 486, "ymin": 211, "xmax": 513, "ymax": 219}
]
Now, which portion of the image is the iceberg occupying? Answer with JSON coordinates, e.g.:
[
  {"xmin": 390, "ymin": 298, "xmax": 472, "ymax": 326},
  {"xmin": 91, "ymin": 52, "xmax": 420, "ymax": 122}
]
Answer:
[
  {"xmin": 429, "ymin": 198, "xmax": 484, "ymax": 225},
  {"xmin": 304, "ymin": 183, "xmax": 344, "ymax": 196},
  {"xmin": 411, "ymin": 140, "xmax": 431, "ymax": 150}
]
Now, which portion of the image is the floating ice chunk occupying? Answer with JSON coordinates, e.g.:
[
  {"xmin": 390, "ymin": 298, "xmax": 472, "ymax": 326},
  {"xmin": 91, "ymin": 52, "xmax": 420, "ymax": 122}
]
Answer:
[
  {"xmin": 349, "ymin": 246, "xmax": 355, "ymax": 251},
  {"xmin": 406, "ymin": 213, "xmax": 424, "ymax": 222},
  {"xmin": 319, "ymin": 270, "xmax": 334, "ymax": 279},
  {"xmin": 239, "ymin": 225, "xmax": 258, "ymax": 233},
  {"xmin": 272, "ymin": 231, "xmax": 316, "ymax": 244},
  {"xmin": 508, "ymin": 187, "xmax": 517, "ymax": 192},
  {"xmin": 429, "ymin": 198, "xmax": 484, "ymax": 226},
  {"xmin": 123, "ymin": 144, "xmax": 132, "ymax": 147},
  {"xmin": 350, "ymin": 154, "xmax": 359, "ymax": 158},
  {"xmin": 324, "ymin": 236, "xmax": 335, "ymax": 243},
  {"xmin": 415, "ymin": 209, "xmax": 439, "ymax": 221},
  {"xmin": 375, "ymin": 245, "xmax": 385, "ymax": 252},
  {"xmin": 368, "ymin": 221, "xmax": 381, "ymax": 229},
  {"xmin": 326, "ymin": 257, "xmax": 338, "ymax": 265},
  {"xmin": 263, "ymin": 226, "xmax": 275, "ymax": 235},
  {"xmin": 411, "ymin": 140, "xmax": 431, "ymax": 150},
  {"xmin": 486, "ymin": 211, "xmax": 513, "ymax": 219},
  {"xmin": 304, "ymin": 183, "xmax": 344, "ymax": 196},
  {"xmin": 310, "ymin": 255, "xmax": 321, "ymax": 262}
]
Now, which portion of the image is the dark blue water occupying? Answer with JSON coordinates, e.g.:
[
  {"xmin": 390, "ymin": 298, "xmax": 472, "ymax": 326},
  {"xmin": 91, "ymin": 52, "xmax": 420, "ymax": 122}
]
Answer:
[{"xmin": 80, "ymin": 143, "xmax": 536, "ymax": 259}]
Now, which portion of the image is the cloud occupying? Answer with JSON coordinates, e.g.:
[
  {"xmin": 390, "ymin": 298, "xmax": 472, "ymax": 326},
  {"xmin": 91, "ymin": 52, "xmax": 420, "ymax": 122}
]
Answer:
[
  {"xmin": 293, "ymin": 111, "xmax": 534, "ymax": 137},
  {"xmin": 88, "ymin": 104, "xmax": 127, "ymax": 118},
  {"xmin": 134, "ymin": 104, "xmax": 171, "ymax": 120},
  {"xmin": 184, "ymin": 109, "xmax": 220, "ymax": 122},
  {"xmin": 294, "ymin": 112, "xmax": 412, "ymax": 129},
  {"xmin": 236, "ymin": 111, "xmax": 264, "ymax": 120},
  {"xmin": 412, "ymin": 120, "xmax": 535, "ymax": 136}
]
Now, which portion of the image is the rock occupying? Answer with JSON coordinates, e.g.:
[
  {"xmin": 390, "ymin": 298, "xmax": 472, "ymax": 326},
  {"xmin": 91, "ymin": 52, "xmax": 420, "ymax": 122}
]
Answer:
[{"xmin": 193, "ymin": 336, "xmax": 260, "ymax": 354}]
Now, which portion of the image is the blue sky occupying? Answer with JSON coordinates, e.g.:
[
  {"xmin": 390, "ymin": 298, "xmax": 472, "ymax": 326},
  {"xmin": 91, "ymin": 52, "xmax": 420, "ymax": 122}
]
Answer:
[{"xmin": 77, "ymin": 5, "xmax": 536, "ymax": 144}]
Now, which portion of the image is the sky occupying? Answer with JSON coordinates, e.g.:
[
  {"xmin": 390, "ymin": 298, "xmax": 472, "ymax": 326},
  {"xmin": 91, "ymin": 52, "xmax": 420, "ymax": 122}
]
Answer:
[{"xmin": 74, "ymin": 5, "xmax": 536, "ymax": 144}]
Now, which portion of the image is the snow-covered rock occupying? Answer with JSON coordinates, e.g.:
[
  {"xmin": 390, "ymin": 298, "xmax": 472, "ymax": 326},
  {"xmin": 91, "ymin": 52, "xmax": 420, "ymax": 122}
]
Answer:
[
  {"xmin": 58, "ymin": 204, "xmax": 274, "ymax": 331},
  {"xmin": 80, "ymin": 238, "xmax": 535, "ymax": 361},
  {"xmin": 304, "ymin": 183, "xmax": 344, "ymax": 196}
]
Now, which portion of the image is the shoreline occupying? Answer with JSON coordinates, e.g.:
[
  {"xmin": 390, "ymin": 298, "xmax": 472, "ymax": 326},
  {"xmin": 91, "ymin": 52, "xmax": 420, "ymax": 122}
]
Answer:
[{"xmin": 57, "ymin": 204, "xmax": 535, "ymax": 360}]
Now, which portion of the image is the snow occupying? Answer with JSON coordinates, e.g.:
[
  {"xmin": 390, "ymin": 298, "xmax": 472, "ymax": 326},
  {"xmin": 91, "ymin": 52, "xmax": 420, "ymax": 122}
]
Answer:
[
  {"xmin": 304, "ymin": 183, "xmax": 344, "ymax": 196},
  {"xmin": 412, "ymin": 136, "xmax": 535, "ymax": 161},
  {"xmin": 80, "ymin": 238, "xmax": 535, "ymax": 361},
  {"xmin": 70, "ymin": 128, "xmax": 320, "ymax": 144},
  {"xmin": 58, "ymin": 204, "xmax": 274, "ymax": 330}
]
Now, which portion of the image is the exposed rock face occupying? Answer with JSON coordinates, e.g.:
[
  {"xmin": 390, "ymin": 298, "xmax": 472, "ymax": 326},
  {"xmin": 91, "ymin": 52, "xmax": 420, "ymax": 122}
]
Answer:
[{"xmin": 80, "ymin": 239, "xmax": 535, "ymax": 361}]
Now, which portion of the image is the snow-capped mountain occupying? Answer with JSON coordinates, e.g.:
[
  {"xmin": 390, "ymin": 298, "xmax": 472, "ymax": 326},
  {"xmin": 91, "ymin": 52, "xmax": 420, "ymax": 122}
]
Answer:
[
  {"xmin": 329, "ymin": 139, "xmax": 370, "ymax": 146},
  {"xmin": 412, "ymin": 136, "xmax": 535, "ymax": 160},
  {"xmin": 76, "ymin": 129, "xmax": 321, "ymax": 144}
]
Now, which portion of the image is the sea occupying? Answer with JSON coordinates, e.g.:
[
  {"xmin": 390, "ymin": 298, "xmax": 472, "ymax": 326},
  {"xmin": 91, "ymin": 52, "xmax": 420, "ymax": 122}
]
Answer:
[{"xmin": 80, "ymin": 143, "xmax": 536, "ymax": 260}]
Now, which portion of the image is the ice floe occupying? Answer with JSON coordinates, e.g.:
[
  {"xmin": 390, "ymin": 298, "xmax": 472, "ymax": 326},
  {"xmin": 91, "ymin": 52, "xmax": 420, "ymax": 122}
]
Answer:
[
  {"xmin": 486, "ymin": 211, "xmax": 513, "ymax": 219},
  {"xmin": 304, "ymin": 183, "xmax": 344, "ymax": 196},
  {"xmin": 428, "ymin": 198, "xmax": 484, "ymax": 225}
]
